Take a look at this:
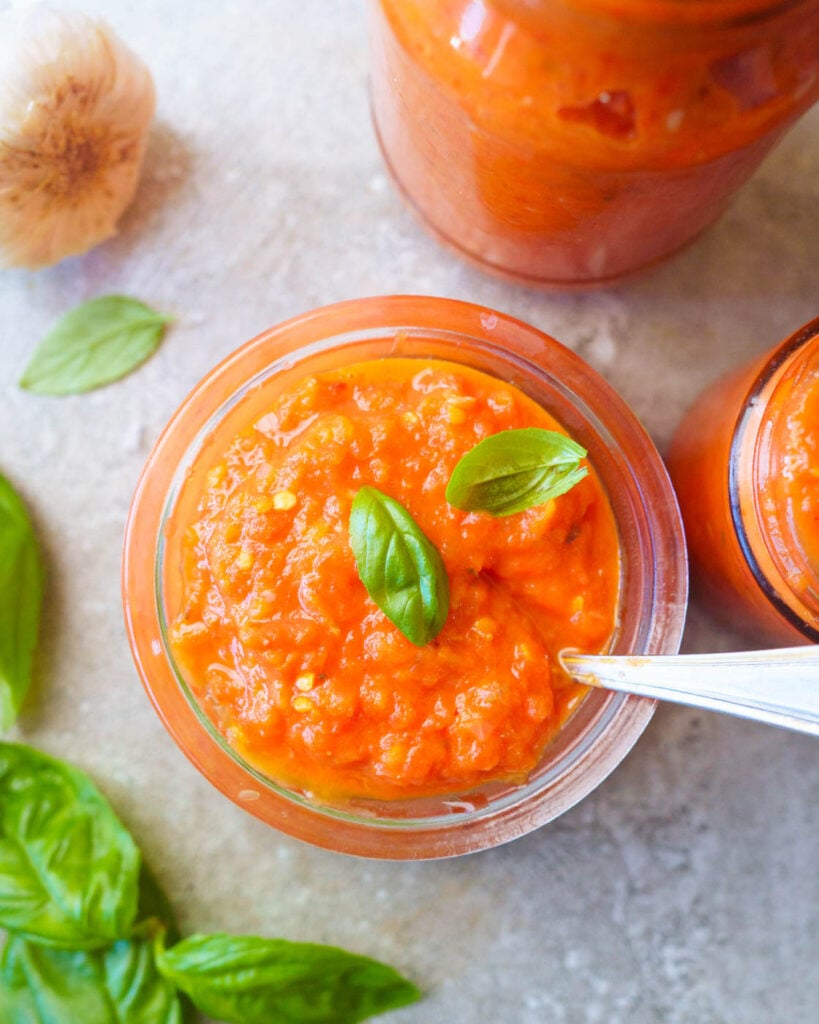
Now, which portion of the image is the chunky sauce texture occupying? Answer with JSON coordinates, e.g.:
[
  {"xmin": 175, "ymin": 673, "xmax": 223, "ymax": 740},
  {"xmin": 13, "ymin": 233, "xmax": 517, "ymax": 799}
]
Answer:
[
  {"xmin": 766, "ymin": 368, "xmax": 819, "ymax": 577},
  {"xmin": 787, "ymin": 378, "xmax": 819, "ymax": 572},
  {"xmin": 167, "ymin": 358, "xmax": 620, "ymax": 801}
]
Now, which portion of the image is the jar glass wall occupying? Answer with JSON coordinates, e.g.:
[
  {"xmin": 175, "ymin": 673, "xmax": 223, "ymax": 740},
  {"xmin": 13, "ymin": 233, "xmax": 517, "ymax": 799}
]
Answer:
[
  {"xmin": 668, "ymin": 318, "xmax": 819, "ymax": 645},
  {"xmin": 123, "ymin": 296, "xmax": 687, "ymax": 859},
  {"xmin": 369, "ymin": 0, "xmax": 819, "ymax": 286}
]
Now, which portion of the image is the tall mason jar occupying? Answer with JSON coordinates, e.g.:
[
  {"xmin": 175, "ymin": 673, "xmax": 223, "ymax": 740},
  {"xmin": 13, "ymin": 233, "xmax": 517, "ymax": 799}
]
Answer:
[{"xmin": 369, "ymin": 0, "xmax": 819, "ymax": 286}]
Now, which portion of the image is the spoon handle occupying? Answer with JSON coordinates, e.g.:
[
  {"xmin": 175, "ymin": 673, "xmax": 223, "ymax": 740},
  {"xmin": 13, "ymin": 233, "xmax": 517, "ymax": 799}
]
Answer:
[{"xmin": 561, "ymin": 646, "xmax": 819, "ymax": 737}]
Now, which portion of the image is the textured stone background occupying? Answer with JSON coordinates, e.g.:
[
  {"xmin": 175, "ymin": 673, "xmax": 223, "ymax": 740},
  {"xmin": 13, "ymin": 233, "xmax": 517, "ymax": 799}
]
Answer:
[{"xmin": 0, "ymin": 2, "xmax": 817, "ymax": 1021}]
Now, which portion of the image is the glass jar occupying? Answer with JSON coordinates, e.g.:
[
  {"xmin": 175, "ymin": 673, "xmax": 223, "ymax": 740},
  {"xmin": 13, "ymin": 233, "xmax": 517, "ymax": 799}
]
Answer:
[
  {"xmin": 369, "ymin": 0, "xmax": 819, "ymax": 286},
  {"xmin": 122, "ymin": 296, "xmax": 687, "ymax": 859},
  {"xmin": 668, "ymin": 318, "xmax": 819, "ymax": 645}
]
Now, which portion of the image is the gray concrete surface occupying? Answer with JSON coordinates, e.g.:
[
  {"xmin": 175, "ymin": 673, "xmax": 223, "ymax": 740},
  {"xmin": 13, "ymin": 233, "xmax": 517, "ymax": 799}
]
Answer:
[{"xmin": 0, "ymin": 2, "xmax": 817, "ymax": 1021}]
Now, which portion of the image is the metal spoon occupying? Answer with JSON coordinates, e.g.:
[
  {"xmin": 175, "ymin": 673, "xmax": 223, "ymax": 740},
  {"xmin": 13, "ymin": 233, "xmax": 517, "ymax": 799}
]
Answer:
[{"xmin": 560, "ymin": 646, "xmax": 819, "ymax": 737}]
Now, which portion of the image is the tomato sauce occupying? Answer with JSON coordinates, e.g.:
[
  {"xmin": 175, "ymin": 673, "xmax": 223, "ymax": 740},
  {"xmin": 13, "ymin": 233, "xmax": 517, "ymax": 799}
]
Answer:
[
  {"xmin": 754, "ymin": 355, "xmax": 819, "ymax": 621},
  {"xmin": 769, "ymin": 374, "xmax": 819, "ymax": 576},
  {"xmin": 165, "ymin": 358, "xmax": 620, "ymax": 801}
]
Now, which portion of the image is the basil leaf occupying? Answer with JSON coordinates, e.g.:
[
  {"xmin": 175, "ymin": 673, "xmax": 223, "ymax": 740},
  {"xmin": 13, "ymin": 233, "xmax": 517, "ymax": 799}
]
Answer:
[
  {"xmin": 0, "ymin": 742, "xmax": 140, "ymax": 948},
  {"xmin": 0, "ymin": 937, "xmax": 33, "ymax": 1024},
  {"xmin": 445, "ymin": 427, "xmax": 589, "ymax": 516},
  {"xmin": 103, "ymin": 931, "xmax": 183, "ymax": 1024},
  {"xmin": 0, "ymin": 935, "xmax": 110, "ymax": 1024},
  {"xmin": 156, "ymin": 933, "xmax": 421, "ymax": 1024},
  {"xmin": 0, "ymin": 474, "xmax": 43, "ymax": 730},
  {"xmin": 19, "ymin": 295, "xmax": 172, "ymax": 395},
  {"xmin": 0, "ymin": 932, "xmax": 182, "ymax": 1024},
  {"xmin": 349, "ymin": 486, "xmax": 449, "ymax": 646}
]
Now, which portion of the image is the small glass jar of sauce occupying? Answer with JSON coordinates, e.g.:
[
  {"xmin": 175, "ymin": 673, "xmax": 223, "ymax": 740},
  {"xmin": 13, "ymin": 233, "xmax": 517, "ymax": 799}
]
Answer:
[
  {"xmin": 668, "ymin": 318, "xmax": 819, "ymax": 645},
  {"xmin": 123, "ymin": 296, "xmax": 687, "ymax": 858},
  {"xmin": 369, "ymin": 0, "xmax": 819, "ymax": 286}
]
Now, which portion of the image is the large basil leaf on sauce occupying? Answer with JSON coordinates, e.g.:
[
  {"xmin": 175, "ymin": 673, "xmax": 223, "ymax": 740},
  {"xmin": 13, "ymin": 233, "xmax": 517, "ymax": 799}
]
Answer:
[
  {"xmin": 0, "ymin": 932, "xmax": 182, "ymax": 1024},
  {"xmin": 19, "ymin": 295, "xmax": 172, "ymax": 395},
  {"xmin": 0, "ymin": 743, "xmax": 140, "ymax": 948},
  {"xmin": 155, "ymin": 933, "xmax": 421, "ymax": 1024},
  {"xmin": 0, "ymin": 474, "xmax": 43, "ymax": 730},
  {"xmin": 445, "ymin": 427, "xmax": 589, "ymax": 516},
  {"xmin": 349, "ymin": 486, "xmax": 449, "ymax": 647}
]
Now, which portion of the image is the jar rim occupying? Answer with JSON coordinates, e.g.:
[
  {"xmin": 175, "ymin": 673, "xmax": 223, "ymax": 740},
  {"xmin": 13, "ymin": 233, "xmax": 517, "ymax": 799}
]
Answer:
[
  {"xmin": 122, "ymin": 295, "xmax": 687, "ymax": 858},
  {"xmin": 729, "ymin": 317, "xmax": 819, "ymax": 642}
]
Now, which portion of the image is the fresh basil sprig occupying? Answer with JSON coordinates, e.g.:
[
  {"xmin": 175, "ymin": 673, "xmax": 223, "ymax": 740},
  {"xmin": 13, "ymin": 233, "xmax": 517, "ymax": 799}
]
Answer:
[
  {"xmin": 19, "ymin": 295, "xmax": 172, "ymax": 395},
  {"xmin": 0, "ymin": 744, "xmax": 141, "ymax": 949},
  {"xmin": 349, "ymin": 486, "xmax": 449, "ymax": 646},
  {"xmin": 0, "ymin": 742, "xmax": 421, "ymax": 1023},
  {"xmin": 156, "ymin": 933, "xmax": 421, "ymax": 1024},
  {"xmin": 445, "ymin": 427, "xmax": 589, "ymax": 516},
  {"xmin": 0, "ymin": 475, "xmax": 43, "ymax": 730}
]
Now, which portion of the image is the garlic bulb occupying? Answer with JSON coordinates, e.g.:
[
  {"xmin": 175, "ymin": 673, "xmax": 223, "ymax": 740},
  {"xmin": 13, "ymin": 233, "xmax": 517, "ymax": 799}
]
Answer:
[{"xmin": 0, "ymin": 6, "xmax": 155, "ymax": 269}]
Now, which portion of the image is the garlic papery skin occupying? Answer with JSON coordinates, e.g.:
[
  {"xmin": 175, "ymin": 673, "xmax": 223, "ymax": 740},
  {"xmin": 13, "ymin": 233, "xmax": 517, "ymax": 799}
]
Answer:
[{"xmin": 0, "ymin": 6, "xmax": 156, "ymax": 269}]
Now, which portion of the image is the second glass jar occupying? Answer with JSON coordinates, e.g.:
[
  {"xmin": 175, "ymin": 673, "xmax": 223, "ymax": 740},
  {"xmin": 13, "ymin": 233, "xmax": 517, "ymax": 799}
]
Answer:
[
  {"xmin": 668, "ymin": 317, "xmax": 819, "ymax": 645},
  {"xmin": 369, "ymin": 0, "xmax": 819, "ymax": 286}
]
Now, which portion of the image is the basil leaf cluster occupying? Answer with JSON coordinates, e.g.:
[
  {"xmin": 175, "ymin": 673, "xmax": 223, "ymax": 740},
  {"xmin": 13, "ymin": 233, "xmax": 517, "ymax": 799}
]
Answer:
[
  {"xmin": 19, "ymin": 295, "xmax": 171, "ymax": 395},
  {"xmin": 0, "ymin": 743, "xmax": 420, "ymax": 1024},
  {"xmin": 0, "ymin": 475, "xmax": 42, "ymax": 730}
]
